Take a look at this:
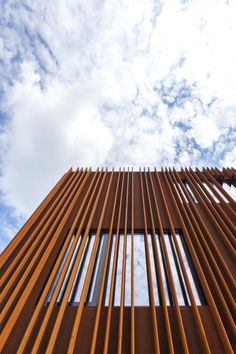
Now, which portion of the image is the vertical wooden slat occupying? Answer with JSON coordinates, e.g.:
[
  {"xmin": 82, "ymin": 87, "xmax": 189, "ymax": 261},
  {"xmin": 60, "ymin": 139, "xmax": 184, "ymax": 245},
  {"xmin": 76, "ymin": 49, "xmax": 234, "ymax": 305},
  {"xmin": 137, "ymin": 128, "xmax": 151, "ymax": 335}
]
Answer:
[
  {"xmin": 131, "ymin": 168, "xmax": 135, "ymax": 354},
  {"xmin": 172, "ymin": 168, "xmax": 236, "ymax": 318},
  {"xmin": 66, "ymin": 169, "xmax": 114, "ymax": 353},
  {"xmin": 117, "ymin": 168, "xmax": 129, "ymax": 354},
  {"xmin": 17, "ymin": 169, "xmax": 99, "ymax": 353},
  {"xmin": 139, "ymin": 169, "xmax": 160, "ymax": 354},
  {"xmin": 182, "ymin": 168, "xmax": 235, "ymax": 258},
  {"xmin": 0, "ymin": 168, "xmax": 89, "ymax": 352},
  {"xmin": 1, "ymin": 167, "xmax": 235, "ymax": 354},
  {"xmin": 168, "ymin": 169, "xmax": 234, "ymax": 353},
  {"xmin": 174, "ymin": 168, "xmax": 236, "ymax": 296},
  {"xmin": 192, "ymin": 168, "xmax": 236, "ymax": 239},
  {"xmin": 195, "ymin": 168, "xmax": 236, "ymax": 237},
  {"xmin": 162, "ymin": 169, "xmax": 211, "ymax": 354},
  {"xmin": 172, "ymin": 169, "xmax": 236, "ymax": 299},
  {"xmin": 32, "ymin": 169, "xmax": 101, "ymax": 353},
  {"xmin": 103, "ymin": 169, "xmax": 125, "ymax": 354},
  {"xmin": 153, "ymin": 169, "xmax": 190, "ymax": 354},
  {"xmin": 46, "ymin": 168, "xmax": 108, "ymax": 353},
  {"xmin": 89, "ymin": 169, "xmax": 121, "ymax": 354},
  {"xmin": 145, "ymin": 169, "xmax": 174, "ymax": 354},
  {"xmin": 200, "ymin": 168, "xmax": 236, "ymax": 217},
  {"xmin": 204, "ymin": 168, "xmax": 236, "ymax": 206},
  {"xmin": 1, "ymin": 169, "xmax": 80, "ymax": 296},
  {"xmin": 1, "ymin": 169, "xmax": 81, "ymax": 316},
  {"xmin": 1, "ymin": 168, "xmax": 82, "ymax": 319}
]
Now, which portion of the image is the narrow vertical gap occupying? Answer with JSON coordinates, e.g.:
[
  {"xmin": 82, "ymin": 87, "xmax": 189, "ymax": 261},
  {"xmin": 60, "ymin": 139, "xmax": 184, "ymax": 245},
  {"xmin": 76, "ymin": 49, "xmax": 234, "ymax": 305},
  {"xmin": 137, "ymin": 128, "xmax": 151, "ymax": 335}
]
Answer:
[
  {"xmin": 178, "ymin": 183, "xmax": 189, "ymax": 202},
  {"xmin": 114, "ymin": 233, "xmax": 124, "ymax": 306},
  {"xmin": 67, "ymin": 236, "xmax": 89, "ymax": 303},
  {"xmin": 183, "ymin": 181, "xmax": 198, "ymax": 203},
  {"xmin": 202, "ymin": 182, "xmax": 219, "ymax": 202},
  {"xmin": 125, "ymin": 233, "xmax": 131, "ymax": 306},
  {"xmin": 86, "ymin": 234, "xmax": 103, "ymax": 303},
  {"xmin": 173, "ymin": 183, "xmax": 185, "ymax": 203},
  {"xmin": 87, "ymin": 233, "xmax": 109, "ymax": 306},
  {"xmin": 147, "ymin": 234, "xmax": 159, "ymax": 305},
  {"xmin": 71, "ymin": 234, "xmax": 96, "ymax": 303},
  {"xmin": 213, "ymin": 184, "xmax": 229, "ymax": 203},
  {"xmin": 168, "ymin": 234, "xmax": 190, "ymax": 305},
  {"xmin": 57, "ymin": 235, "xmax": 82, "ymax": 303},
  {"xmin": 164, "ymin": 232, "xmax": 185, "ymax": 305},
  {"xmin": 46, "ymin": 234, "xmax": 75, "ymax": 303}
]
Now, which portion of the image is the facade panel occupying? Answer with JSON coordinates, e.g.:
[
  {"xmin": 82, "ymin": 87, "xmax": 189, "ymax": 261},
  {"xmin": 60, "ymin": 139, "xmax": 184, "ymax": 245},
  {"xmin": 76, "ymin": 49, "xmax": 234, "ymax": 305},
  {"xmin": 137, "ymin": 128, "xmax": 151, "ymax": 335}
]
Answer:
[{"xmin": 0, "ymin": 167, "xmax": 235, "ymax": 353}]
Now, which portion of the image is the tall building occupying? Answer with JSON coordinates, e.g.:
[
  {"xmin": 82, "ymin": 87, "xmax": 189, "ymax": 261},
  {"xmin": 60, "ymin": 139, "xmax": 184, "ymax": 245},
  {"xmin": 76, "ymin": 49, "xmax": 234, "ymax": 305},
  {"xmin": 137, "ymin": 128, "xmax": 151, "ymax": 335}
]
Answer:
[{"xmin": 1, "ymin": 167, "xmax": 235, "ymax": 354}]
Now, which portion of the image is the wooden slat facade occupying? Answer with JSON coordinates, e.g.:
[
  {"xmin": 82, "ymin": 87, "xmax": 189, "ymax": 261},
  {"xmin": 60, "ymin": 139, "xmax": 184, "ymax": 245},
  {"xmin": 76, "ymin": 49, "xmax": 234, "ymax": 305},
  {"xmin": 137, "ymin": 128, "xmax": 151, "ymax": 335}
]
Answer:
[{"xmin": 0, "ymin": 167, "xmax": 235, "ymax": 354}]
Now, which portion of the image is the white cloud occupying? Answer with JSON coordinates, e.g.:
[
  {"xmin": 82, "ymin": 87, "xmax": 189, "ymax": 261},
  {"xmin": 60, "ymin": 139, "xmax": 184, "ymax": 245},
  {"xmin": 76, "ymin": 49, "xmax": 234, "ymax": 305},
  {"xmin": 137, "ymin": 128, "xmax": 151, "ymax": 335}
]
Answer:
[
  {"xmin": 1, "ymin": 61, "xmax": 113, "ymax": 215},
  {"xmin": 222, "ymin": 146, "xmax": 236, "ymax": 167},
  {"xmin": 0, "ymin": 0, "xmax": 236, "ymax": 248},
  {"xmin": 190, "ymin": 115, "xmax": 220, "ymax": 148}
]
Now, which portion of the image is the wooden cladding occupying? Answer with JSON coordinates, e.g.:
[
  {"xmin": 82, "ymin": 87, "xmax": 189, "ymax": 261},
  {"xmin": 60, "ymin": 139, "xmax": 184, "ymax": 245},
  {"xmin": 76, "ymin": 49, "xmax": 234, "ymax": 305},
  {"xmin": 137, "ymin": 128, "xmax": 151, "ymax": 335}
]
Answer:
[{"xmin": 0, "ymin": 167, "xmax": 235, "ymax": 354}]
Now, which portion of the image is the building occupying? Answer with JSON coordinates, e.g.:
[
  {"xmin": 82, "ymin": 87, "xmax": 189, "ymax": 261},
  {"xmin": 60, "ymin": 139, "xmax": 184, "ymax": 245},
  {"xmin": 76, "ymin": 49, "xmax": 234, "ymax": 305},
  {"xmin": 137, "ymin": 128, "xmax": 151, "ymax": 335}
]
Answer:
[{"xmin": 0, "ymin": 167, "xmax": 235, "ymax": 353}]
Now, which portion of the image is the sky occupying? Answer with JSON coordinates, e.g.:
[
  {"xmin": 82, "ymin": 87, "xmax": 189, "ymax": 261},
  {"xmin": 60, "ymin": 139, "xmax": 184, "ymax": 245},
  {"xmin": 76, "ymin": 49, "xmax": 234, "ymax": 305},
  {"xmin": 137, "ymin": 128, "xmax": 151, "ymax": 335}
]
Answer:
[{"xmin": 0, "ymin": 0, "xmax": 236, "ymax": 251}]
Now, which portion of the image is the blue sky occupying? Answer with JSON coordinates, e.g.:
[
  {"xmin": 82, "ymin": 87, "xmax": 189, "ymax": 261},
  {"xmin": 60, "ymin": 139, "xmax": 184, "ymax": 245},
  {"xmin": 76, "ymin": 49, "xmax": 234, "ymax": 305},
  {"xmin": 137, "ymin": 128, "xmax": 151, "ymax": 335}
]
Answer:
[{"xmin": 0, "ymin": 0, "xmax": 236, "ymax": 251}]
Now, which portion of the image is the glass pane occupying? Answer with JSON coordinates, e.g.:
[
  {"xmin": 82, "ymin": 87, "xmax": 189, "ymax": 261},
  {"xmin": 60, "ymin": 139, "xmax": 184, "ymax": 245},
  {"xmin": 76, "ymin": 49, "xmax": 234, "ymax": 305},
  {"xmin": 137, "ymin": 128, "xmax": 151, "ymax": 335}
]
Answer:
[
  {"xmin": 184, "ymin": 182, "xmax": 198, "ymax": 203},
  {"xmin": 72, "ymin": 234, "xmax": 96, "ymax": 303},
  {"xmin": 176, "ymin": 232, "xmax": 201, "ymax": 305},
  {"xmin": 104, "ymin": 234, "xmax": 116, "ymax": 306},
  {"xmin": 114, "ymin": 234, "xmax": 124, "ymax": 306},
  {"xmin": 87, "ymin": 235, "xmax": 104, "ymax": 303},
  {"xmin": 47, "ymin": 234, "xmax": 75, "ymax": 302},
  {"xmin": 87, "ymin": 234, "xmax": 108, "ymax": 305},
  {"xmin": 164, "ymin": 233, "xmax": 185, "ymax": 305},
  {"xmin": 134, "ymin": 233, "xmax": 149, "ymax": 306},
  {"xmin": 179, "ymin": 183, "xmax": 189, "ymax": 202}
]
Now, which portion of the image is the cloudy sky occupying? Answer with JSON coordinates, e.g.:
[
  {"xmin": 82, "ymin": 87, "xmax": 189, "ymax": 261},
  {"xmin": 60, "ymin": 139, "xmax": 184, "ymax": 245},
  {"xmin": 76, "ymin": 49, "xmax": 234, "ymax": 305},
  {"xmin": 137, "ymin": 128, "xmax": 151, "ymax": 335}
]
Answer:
[{"xmin": 0, "ymin": 0, "xmax": 236, "ymax": 251}]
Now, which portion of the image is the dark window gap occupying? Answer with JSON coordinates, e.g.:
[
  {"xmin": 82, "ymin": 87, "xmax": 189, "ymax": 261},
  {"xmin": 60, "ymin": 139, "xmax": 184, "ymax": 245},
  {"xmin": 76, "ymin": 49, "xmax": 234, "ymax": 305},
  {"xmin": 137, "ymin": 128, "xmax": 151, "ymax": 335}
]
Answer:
[{"xmin": 43, "ymin": 229, "xmax": 207, "ymax": 307}]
